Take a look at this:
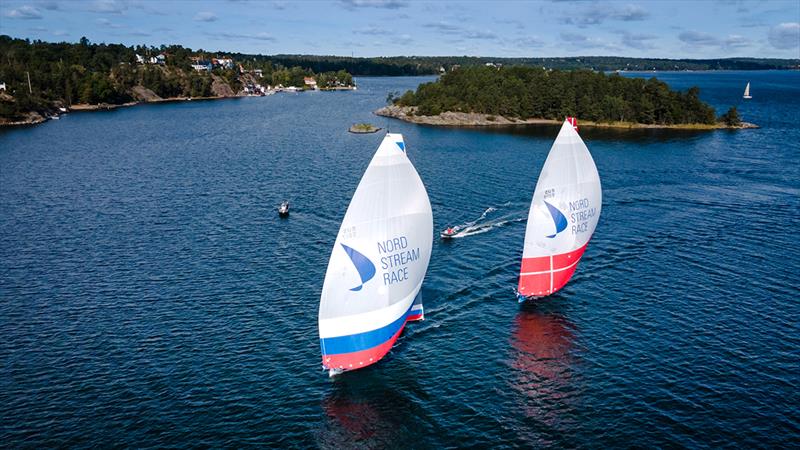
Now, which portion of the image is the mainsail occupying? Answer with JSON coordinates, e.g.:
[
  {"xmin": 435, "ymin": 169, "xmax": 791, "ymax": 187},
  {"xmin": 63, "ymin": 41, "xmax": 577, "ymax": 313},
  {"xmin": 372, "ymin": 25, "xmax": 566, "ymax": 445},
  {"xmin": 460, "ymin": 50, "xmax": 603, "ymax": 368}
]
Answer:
[
  {"xmin": 319, "ymin": 133, "xmax": 432, "ymax": 373},
  {"xmin": 517, "ymin": 118, "xmax": 601, "ymax": 300},
  {"xmin": 743, "ymin": 82, "xmax": 752, "ymax": 99}
]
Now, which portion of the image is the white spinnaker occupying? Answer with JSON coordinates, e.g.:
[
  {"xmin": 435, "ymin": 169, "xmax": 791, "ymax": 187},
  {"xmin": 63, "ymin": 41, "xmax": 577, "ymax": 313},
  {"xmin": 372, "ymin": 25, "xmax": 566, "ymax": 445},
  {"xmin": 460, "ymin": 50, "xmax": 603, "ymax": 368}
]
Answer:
[
  {"xmin": 522, "ymin": 120, "xmax": 602, "ymax": 262},
  {"xmin": 319, "ymin": 133, "xmax": 433, "ymax": 339}
]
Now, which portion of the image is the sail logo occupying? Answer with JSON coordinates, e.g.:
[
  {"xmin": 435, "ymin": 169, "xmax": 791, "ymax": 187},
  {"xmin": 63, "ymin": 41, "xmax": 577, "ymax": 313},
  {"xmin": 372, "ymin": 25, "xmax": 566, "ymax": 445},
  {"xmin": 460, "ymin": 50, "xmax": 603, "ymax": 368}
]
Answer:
[
  {"xmin": 568, "ymin": 198, "xmax": 596, "ymax": 235},
  {"xmin": 396, "ymin": 141, "xmax": 405, "ymax": 152},
  {"xmin": 377, "ymin": 236, "xmax": 419, "ymax": 286},
  {"xmin": 544, "ymin": 201, "xmax": 568, "ymax": 238},
  {"xmin": 341, "ymin": 244, "xmax": 376, "ymax": 291}
]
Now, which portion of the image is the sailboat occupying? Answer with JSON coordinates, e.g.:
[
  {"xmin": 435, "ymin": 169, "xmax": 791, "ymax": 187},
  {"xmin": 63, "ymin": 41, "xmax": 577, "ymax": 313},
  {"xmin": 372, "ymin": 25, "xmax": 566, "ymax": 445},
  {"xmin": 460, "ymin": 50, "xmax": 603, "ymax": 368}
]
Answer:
[
  {"xmin": 517, "ymin": 118, "xmax": 601, "ymax": 301},
  {"xmin": 743, "ymin": 82, "xmax": 752, "ymax": 99},
  {"xmin": 319, "ymin": 133, "xmax": 433, "ymax": 375}
]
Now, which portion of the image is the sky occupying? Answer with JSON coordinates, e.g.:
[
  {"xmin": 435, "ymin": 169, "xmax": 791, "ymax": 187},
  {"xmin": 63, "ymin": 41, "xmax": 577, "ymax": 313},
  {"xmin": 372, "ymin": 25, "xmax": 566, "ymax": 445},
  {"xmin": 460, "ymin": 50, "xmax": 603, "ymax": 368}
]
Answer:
[{"xmin": 0, "ymin": 0, "xmax": 799, "ymax": 59}]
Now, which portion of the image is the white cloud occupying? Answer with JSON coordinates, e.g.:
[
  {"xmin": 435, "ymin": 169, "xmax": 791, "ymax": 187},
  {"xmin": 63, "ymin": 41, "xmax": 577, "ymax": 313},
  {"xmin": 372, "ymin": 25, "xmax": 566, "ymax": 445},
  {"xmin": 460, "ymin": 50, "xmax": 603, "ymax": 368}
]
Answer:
[
  {"xmin": 618, "ymin": 31, "xmax": 658, "ymax": 50},
  {"xmin": 396, "ymin": 33, "xmax": 413, "ymax": 45},
  {"xmin": 723, "ymin": 34, "xmax": 749, "ymax": 49},
  {"xmin": 560, "ymin": 32, "xmax": 619, "ymax": 50},
  {"xmin": 96, "ymin": 17, "xmax": 123, "ymax": 28},
  {"xmin": 516, "ymin": 36, "xmax": 546, "ymax": 48},
  {"xmin": 423, "ymin": 21, "xmax": 498, "ymax": 41},
  {"xmin": 6, "ymin": 5, "xmax": 43, "ymax": 19},
  {"xmin": 463, "ymin": 30, "xmax": 497, "ymax": 40},
  {"xmin": 39, "ymin": 1, "xmax": 60, "ymax": 10},
  {"xmin": 423, "ymin": 21, "xmax": 461, "ymax": 33},
  {"xmin": 340, "ymin": 0, "xmax": 408, "ymax": 9},
  {"xmin": 678, "ymin": 30, "xmax": 720, "ymax": 46},
  {"xmin": 768, "ymin": 22, "xmax": 800, "ymax": 49},
  {"xmin": 89, "ymin": 0, "xmax": 127, "ymax": 14},
  {"xmin": 562, "ymin": 3, "xmax": 649, "ymax": 27},
  {"xmin": 214, "ymin": 32, "xmax": 276, "ymax": 41},
  {"xmin": 354, "ymin": 26, "xmax": 383, "ymax": 35},
  {"xmin": 194, "ymin": 11, "xmax": 218, "ymax": 22}
]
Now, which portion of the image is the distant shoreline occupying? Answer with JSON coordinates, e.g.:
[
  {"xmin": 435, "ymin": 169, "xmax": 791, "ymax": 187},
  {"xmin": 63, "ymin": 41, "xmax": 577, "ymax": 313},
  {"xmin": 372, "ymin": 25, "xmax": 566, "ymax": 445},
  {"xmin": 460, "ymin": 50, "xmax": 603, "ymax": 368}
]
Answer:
[
  {"xmin": 0, "ymin": 88, "xmax": 356, "ymax": 128},
  {"xmin": 374, "ymin": 105, "xmax": 759, "ymax": 130}
]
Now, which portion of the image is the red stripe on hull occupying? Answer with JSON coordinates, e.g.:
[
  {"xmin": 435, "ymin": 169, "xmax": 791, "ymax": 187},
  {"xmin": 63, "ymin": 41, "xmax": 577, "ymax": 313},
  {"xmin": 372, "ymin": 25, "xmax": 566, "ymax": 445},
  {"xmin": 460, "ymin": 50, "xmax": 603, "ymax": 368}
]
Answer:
[
  {"xmin": 518, "ymin": 243, "xmax": 588, "ymax": 297},
  {"xmin": 322, "ymin": 322, "xmax": 407, "ymax": 371}
]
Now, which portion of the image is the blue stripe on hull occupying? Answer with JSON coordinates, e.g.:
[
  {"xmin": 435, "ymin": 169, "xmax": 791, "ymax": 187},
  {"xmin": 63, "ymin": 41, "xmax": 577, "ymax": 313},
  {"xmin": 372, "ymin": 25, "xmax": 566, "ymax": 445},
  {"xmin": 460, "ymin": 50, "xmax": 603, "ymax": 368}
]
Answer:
[{"xmin": 321, "ymin": 302, "xmax": 415, "ymax": 356}]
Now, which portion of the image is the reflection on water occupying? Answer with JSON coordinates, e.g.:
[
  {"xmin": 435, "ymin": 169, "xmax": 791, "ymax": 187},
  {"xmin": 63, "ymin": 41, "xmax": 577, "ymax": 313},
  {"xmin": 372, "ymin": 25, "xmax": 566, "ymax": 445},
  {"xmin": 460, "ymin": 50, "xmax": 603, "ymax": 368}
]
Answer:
[
  {"xmin": 509, "ymin": 304, "xmax": 578, "ymax": 427},
  {"xmin": 317, "ymin": 368, "xmax": 423, "ymax": 449},
  {"xmin": 456, "ymin": 122, "xmax": 710, "ymax": 143}
]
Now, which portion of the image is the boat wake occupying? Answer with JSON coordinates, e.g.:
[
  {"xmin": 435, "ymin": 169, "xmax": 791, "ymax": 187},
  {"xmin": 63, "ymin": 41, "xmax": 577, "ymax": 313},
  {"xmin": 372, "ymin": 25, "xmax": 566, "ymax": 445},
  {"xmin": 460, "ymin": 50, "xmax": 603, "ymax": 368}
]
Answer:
[{"xmin": 448, "ymin": 204, "xmax": 525, "ymax": 238}]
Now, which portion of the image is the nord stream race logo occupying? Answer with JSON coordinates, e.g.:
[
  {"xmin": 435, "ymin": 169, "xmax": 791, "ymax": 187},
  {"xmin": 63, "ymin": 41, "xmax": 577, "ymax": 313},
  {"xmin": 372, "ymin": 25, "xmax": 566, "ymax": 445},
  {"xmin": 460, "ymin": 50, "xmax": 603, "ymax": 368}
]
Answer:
[
  {"xmin": 544, "ymin": 198, "xmax": 597, "ymax": 238},
  {"xmin": 544, "ymin": 200, "xmax": 568, "ymax": 238},
  {"xmin": 377, "ymin": 236, "xmax": 419, "ymax": 286},
  {"xmin": 567, "ymin": 198, "xmax": 597, "ymax": 235},
  {"xmin": 340, "ymin": 244, "xmax": 376, "ymax": 291}
]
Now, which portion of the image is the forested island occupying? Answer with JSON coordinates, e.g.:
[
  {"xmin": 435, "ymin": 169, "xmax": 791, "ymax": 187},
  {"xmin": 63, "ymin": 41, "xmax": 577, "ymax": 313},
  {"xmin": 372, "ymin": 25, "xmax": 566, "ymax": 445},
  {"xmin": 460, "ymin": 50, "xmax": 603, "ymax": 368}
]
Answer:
[
  {"xmin": 377, "ymin": 66, "xmax": 754, "ymax": 129},
  {"xmin": 0, "ymin": 35, "xmax": 355, "ymax": 126}
]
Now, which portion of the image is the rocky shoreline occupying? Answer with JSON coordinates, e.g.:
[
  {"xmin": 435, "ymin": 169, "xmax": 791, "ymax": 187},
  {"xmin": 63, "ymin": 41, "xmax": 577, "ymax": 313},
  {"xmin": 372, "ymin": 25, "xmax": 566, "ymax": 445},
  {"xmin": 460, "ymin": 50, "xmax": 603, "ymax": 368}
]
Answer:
[
  {"xmin": 0, "ymin": 83, "xmax": 357, "ymax": 128},
  {"xmin": 0, "ymin": 75, "xmax": 357, "ymax": 127},
  {"xmin": 0, "ymin": 96, "xmax": 237, "ymax": 127},
  {"xmin": 375, "ymin": 105, "xmax": 759, "ymax": 130}
]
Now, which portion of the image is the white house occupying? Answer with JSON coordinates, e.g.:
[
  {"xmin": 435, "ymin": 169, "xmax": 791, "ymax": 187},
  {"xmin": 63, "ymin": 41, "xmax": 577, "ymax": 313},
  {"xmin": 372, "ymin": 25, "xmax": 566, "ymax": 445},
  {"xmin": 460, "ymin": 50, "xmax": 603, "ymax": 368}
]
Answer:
[
  {"xmin": 213, "ymin": 58, "xmax": 233, "ymax": 69},
  {"xmin": 135, "ymin": 54, "xmax": 145, "ymax": 64},
  {"xmin": 0, "ymin": 82, "xmax": 6, "ymax": 91}
]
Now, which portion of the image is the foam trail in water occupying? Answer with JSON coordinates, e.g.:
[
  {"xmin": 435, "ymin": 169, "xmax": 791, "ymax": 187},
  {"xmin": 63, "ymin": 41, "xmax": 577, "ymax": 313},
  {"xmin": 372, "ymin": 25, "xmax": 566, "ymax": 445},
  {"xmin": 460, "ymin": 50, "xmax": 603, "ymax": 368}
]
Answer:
[
  {"xmin": 448, "ymin": 204, "xmax": 525, "ymax": 239},
  {"xmin": 464, "ymin": 207, "xmax": 496, "ymax": 227}
]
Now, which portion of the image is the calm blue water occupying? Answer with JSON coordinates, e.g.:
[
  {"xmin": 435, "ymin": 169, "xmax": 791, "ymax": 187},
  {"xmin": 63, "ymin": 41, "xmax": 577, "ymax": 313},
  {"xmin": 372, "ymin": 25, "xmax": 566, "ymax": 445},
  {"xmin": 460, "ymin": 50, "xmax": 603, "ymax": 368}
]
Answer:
[{"xmin": 1, "ymin": 71, "xmax": 798, "ymax": 448}]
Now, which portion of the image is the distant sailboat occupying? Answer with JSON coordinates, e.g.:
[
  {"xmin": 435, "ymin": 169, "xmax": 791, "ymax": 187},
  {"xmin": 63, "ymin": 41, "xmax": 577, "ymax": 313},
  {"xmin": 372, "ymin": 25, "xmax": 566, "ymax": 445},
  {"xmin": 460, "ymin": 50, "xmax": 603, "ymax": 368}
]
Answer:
[
  {"xmin": 743, "ymin": 82, "xmax": 752, "ymax": 99},
  {"xmin": 517, "ymin": 118, "xmax": 602, "ymax": 301},
  {"xmin": 319, "ymin": 133, "xmax": 432, "ymax": 375}
]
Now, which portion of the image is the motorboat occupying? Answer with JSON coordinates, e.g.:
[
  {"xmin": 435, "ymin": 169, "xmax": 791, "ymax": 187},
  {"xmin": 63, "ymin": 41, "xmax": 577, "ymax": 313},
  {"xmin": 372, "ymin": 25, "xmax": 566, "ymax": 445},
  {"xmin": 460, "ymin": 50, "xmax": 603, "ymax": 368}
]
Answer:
[
  {"xmin": 440, "ymin": 226, "xmax": 460, "ymax": 239},
  {"xmin": 278, "ymin": 201, "xmax": 290, "ymax": 217}
]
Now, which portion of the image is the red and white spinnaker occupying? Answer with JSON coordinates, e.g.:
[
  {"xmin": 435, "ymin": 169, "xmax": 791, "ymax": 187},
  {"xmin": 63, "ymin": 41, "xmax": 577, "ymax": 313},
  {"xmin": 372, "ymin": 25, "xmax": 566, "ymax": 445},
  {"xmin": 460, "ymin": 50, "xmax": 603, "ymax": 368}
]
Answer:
[{"xmin": 518, "ymin": 118, "xmax": 601, "ymax": 300}]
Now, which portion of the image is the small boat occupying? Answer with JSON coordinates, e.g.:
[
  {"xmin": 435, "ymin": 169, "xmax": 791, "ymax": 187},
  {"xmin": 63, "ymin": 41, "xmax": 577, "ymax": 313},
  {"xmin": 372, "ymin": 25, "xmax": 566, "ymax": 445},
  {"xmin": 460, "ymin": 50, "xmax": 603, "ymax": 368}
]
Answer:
[
  {"xmin": 517, "ymin": 117, "xmax": 602, "ymax": 302},
  {"xmin": 319, "ymin": 133, "xmax": 432, "ymax": 376},
  {"xmin": 743, "ymin": 82, "xmax": 752, "ymax": 99},
  {"xmin": 278, "ymin": 201, "xmax": 289, "ymax": 217},
  {"xmin": 440, "ymin": 226, "xmax": 460, "ymax": 239}
]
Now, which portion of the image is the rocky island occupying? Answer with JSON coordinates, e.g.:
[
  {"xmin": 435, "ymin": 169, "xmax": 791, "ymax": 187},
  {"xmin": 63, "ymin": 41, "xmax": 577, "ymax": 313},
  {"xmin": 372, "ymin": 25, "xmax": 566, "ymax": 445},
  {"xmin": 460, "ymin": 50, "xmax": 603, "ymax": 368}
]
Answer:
[
  {"xmin": 378, "ymin": 66, "xmax": 757, "ymax": 130},
  {"xmin": 348, "ymin": 123, "xmax": 382, "ymax": 133}
]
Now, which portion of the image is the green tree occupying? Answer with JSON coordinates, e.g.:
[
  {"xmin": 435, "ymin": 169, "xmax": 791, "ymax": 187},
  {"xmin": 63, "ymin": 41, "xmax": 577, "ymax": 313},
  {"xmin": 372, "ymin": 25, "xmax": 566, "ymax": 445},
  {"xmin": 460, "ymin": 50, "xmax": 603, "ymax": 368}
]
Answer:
[{"xmin": 720, "ymin": 106, "xmax": 741, "ymax": 126}]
